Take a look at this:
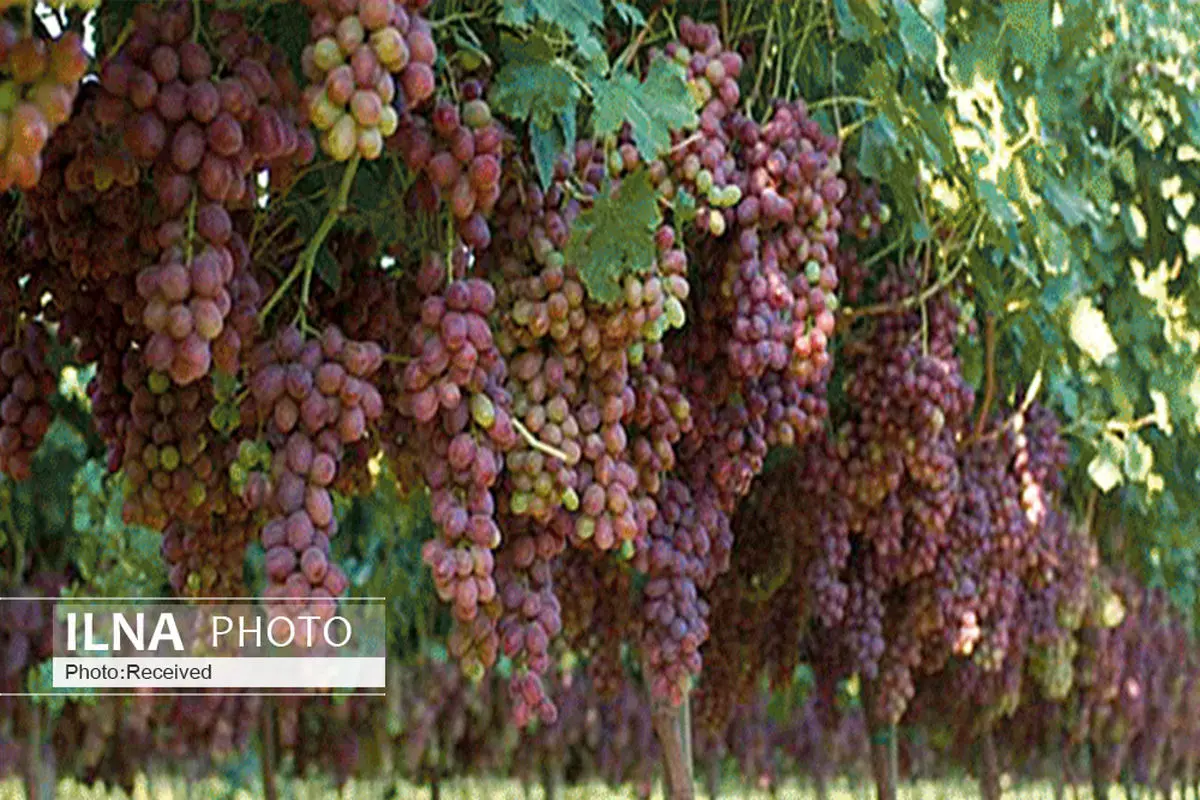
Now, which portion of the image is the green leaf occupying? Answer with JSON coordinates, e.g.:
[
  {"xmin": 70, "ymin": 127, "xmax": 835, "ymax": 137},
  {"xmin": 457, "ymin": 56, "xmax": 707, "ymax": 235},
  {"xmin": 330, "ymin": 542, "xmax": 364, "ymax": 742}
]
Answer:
[
  {"xmin": 530, "ymin": 119, "xmax": 565, "ymax": 190},
  {"xmin": 1044, "ymin": 179, "xmax": 1095, "ymax": 228},
  {"xmin": 1121, "ymin": 204, "xmax": 1148, "ymax": 248},
  {"xmin": 315, "ymin": 247, "xmax": 340, "ymax": 292},
  {"xmin": 590, "ymin": 56, "xmax": 698, "ymax": 160},
  {"xmin": 612, "ymin": 2, "xmax": 644, "ymax": 26},
  {"xmin": 892, "ymin": 0, "xmax": 938, "ymax": 74},
  {"xmin": 530, "ymin": 0, "xmax": 604, "ymax": 58},
  {"xmin": 1124, "ymin": 433, "xmax": 1153, "ymax": 483},
  {"xmin": 500, "ymin": 0, "xmax": 534, "ymax": 26},
  {"xmin": 1003, "ymin": 0, "xmax": 1054, "ymax": 70},
  {"xmin": 565, "ymin": 168, "xmax": 662, "ymax": 303},
  {"xmin": 917, "ymin": 0, "xmax": 945, "ymax": 32},
  {"xmin": 1087, "ymin": 439, "xmax": 1124, "ymax": 493},
  {"xmin": 857, "ymin": 116, "xmax": 899, "ymax": 179},
  {"xmin": 833, "ymin": 0, "xmax": 870, "ymax": 42},
  {"xmin": 490, "ymin": 35, "xmax": 580, "ymax": 130}
]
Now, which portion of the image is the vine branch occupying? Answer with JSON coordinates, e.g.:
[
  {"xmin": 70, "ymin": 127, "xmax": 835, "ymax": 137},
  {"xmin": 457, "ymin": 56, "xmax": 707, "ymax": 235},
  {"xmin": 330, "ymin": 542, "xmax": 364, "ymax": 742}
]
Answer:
[
  {"xmin": 973, "ymin": 313, "xmax": 997, "ymax": 439},
  {"xmin": 259, "ymin": 154, "xmax": 361, "ymax": 326},
  {"xmin": 841, "ymin": 209, "xmax": 986, "ymax": 324}
]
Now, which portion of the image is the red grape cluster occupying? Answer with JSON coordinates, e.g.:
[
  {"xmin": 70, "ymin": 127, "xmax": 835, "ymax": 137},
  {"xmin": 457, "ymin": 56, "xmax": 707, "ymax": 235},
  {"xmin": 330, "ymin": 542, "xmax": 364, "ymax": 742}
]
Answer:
[
  {"xmin": 396, "ymin": 255, "xmax": 516, "ymax": 678},
  {"xmin": 495, "ymin": 512, "xmax": 567, "ymax": 725},
  {"xmin": 0, "ymin": 322, "xmax": 55, "ymax": 480},
  {"xmin": 393, "ymin": 90, "xmax": 505, "ymax": 250},
  {"xmin": 0, "ymin": 586, "xmax": 55, "ymax": 692},
  {"xmin": 25, "ymin": 85, "xmax": 151, "ymax": 284},
  {"xmin": 137, "ymin": 205, "xmax": 243, "ymax": 384},
  {"xmin": 250, "ymin": 325, "xmax": 383, "ymax": 612},
  {"xmin": 482, "ymin": 142, "xmax": 688, "ymax": 558},
  {"xmin": 158, "ymin": 692, "xmax": 263, "ymax": 761},
  {"xmin": 636, "ymin": 477, "xmax": 728, "ymax": 705},
  {"xmin": 300, "ymin": 0, "xmax": 436, "ymax": 160},
  {"xmin": 118, "ymin": 358, "xmax": 224, "ymax": 530},
  {"xmin": 0, "ymin": 22, "xmax": 88, "ymax": 190},
  {"xmin": 161, "ymin": 513, "xmax": 256, "ymax": 598},
  {"xmin": 97, "ymin": 2, "xmax": 308, "ymax": 385},
  {"xmin": 556, "ymin": 548, "xmax": 633, "ymax": 697}
]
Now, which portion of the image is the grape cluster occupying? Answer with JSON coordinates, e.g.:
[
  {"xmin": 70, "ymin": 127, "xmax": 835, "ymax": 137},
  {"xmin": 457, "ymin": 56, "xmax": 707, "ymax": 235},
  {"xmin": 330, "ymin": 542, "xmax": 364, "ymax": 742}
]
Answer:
[
  {"xmin": 161, "ymin": 514, "xmax": 255, "ymax": 598},
  {"xmin": 482, "ymin": 141, "xmax": 687, "ymax": 557},
  {"xmin": 98, "ymin": 2, "xmax": 308, "ymax": 384},
  {"xmin": 300, "ymin": 0, "xmax": 436, "ymax": 160},
  {"xmin": 0, "ymin": 22, "xmax": 88, "ymax": 190},
  {"xmin": 118, "ymin": 359, "xmax": 222, "ymax": 530},
  {"xmin": 0, "ymin": 322, "xmax": 55, "ymax": 480},
  {"xmin": 556, "ymin": 548, "xmax": 633, "ymax": 697},
  {"xmin": 158, "ymin": 692, "xmax": 263, "ymax": 761},
  {"xmin": 0, "ymin": 584, "xmax": 56, "ymax": 692},
  {"xmin": 137, "ymin": 205, "xmax": 243, "ymax": 384},
  {"xmin": 393, "ymin": 90, "xmax": 505, "ymax": 250},
  {"xmin": 25, "ymin": 85, "xmax": 151, "ymax": 284},
  {"xmin": 250, "ymin": 325, "xmax": 383, "ymax": 611},
  {"xmin": 637, "ymin": 477, "xmax": 724, "ymax": 706},
  {"xmin": 495, "ymin": 512, "xmax": 567, "ymax": 726},
  {"xmin": 397, "ymin": 255, "xmax": 515, "ymax": 677}
]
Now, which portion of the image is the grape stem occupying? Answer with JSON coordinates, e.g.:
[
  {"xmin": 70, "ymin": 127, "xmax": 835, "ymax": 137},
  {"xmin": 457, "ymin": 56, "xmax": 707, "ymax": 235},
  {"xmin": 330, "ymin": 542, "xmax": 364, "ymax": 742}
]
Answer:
[
  {"xmin": 973, "ymin": 313, "xmax": 997, "ymax": 439},
  {"xmin": 511, "ymin": 417, "xmax": 573, "ymax": 464},
  {"xmin": 841, "ymin": 209, "xmax": 986, "ymax": 323},
  {"xmin": 259, "ymin": 154, "xmax": 362, "ymax": 326},
  {"xmin": 617, "ymin": 3, "xmax": 664, "ymax": 70},
  {"xmin": 183, "ymin": 191, "xmax": 198, "ymax": 265}
]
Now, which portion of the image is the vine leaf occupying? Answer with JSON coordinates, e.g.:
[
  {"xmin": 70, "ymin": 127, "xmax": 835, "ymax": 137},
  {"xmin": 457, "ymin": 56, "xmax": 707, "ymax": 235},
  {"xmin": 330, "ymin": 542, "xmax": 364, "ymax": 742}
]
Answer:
[
  {"xmin": 1124, "ymin": 433, "xmax": 1154, "ymax": 483},
  {"xmin": 612, "ymin": 2, "xmax": 645, "ymax": 26},
  {"xmin": 501, "ymin": 0, "xmax": 604, "ymax": 60},
  {"xmin": 566, "ymin": 168, "xmax": 661, "ymax": 303},
  {"xmin": 491, "ymin": 35, "xmax": 580, "ymax": 128},
  {"xmin": 892, "ymin": 0, "xmax": 938, "ymax": 74},
  {"xmin": 530, "ymin": 119, "xmax": 567, "ymax": 189},
  {"xmin": 490, "ymin": 34, "xmax": 581, "ymax": 187},
  {"xmin": 590, "ymin": 56, "xmax": 698, "ymax": 161}
]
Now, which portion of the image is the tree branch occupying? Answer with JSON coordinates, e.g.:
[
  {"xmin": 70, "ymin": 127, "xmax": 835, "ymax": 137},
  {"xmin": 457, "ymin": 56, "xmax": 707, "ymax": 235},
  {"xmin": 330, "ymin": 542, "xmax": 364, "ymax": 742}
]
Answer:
[
  {"xmin": 974, "ymin": 314, "xmax": 997, "ymax": 439},
  {"xmin": 259, "ymin": 154, "xmax": 361, "ymax": 326}
]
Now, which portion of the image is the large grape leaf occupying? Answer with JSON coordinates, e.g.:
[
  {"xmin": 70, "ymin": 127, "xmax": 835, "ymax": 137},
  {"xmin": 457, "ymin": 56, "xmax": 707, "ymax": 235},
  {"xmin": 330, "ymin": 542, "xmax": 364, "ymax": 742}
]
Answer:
[
  {"xmin": 490, "ymin": 34, "xmax": 581, "ymax": 188},
  {"xmin": 500, "ymin": 0, "xmax": 604, "ymax": 60},
  {"xmin": 491, "ymin": 35, "xmax": 580, "ymax": 129},
  {"xmin": 589, "ymin": 56, "xmax": 698, "ymax": 161},
  {"xmin": 565, "ymin": 169, "xmax": 661, "ymax": 303}
]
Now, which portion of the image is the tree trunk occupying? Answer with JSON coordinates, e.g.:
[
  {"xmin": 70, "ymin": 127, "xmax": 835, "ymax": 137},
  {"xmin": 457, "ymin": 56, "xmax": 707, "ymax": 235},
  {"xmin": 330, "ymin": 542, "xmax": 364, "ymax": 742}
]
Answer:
[
  {"xmin": 430, "ymin": 778, "xmax": 441, "ymax": 800},
  {"xmin": 862, "ymin": 682, "xmax": 897, "ymax": 800},
  {"xmin": 644, "ymin": 655, "xmax": 694, "ymax": 800},
  {"xmin": 261, "ymin": 698, "xmax": 279, "ymax": 800},
  {"xmin": 541, "ymin": 762, "xmax": 560, "ymax": 800},
  {"xmin": 1090, "ymin": 742, "xmax": 1109, "ymax": 800},
  {"xmin": 814, "ymin": 769, "xmax": 830, "ymax": 800},
  {"xmin": 979, "ymin": 729, "xmax": 1001, "ymax": 800},
  {"xmin": 20, "ymin": 700, "xmax": 46, "ymax": 800},
  {"xmin": 704, "ymin": 755, "xmax": 720, "ymax": 800}
]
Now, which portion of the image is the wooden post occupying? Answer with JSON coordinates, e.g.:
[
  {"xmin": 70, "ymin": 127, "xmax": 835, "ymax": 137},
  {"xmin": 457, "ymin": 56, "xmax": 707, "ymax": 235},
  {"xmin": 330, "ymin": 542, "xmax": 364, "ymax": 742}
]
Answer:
[
  {"xmin": 704, "ymin": 754, "xmax": 720, "ymax": 800},
  {"xmin": 651, "ymin": 700, "xmax": 695, "ymax": 799},
  {"xmin": 643, "ymin": 654, "xmax": 694, "ymax": 800},
  {"xmin": 541, "ymin": 762, "xmax": 560, "ymax": 800},
  {"xmin": 979, "ymin": 729, "xmax": 1002, "ymax": 800},
  {"xmin": 1090, "ymin": 742, "xmax": 1109, "ymax": 800},
  {"xmin": 862, "ymin": 682, "xmax": 897, "ymax": 800},
  {"xmin": 261, "ymin": 698, "xmax": 279, "ymax": 800},
  {"xmin": 20, "ymin": 700, "xmax": 45, "ymax": 800}
]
